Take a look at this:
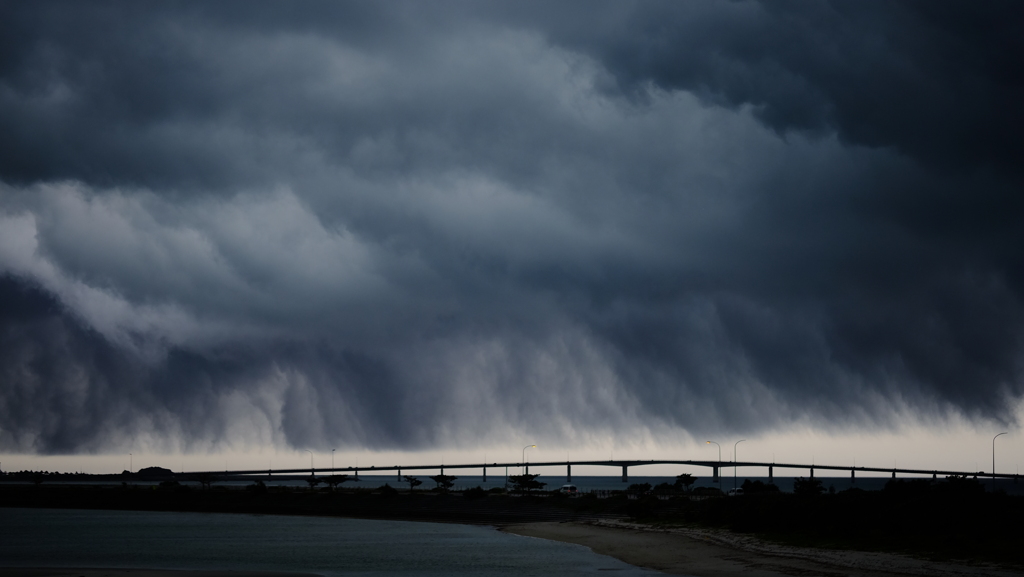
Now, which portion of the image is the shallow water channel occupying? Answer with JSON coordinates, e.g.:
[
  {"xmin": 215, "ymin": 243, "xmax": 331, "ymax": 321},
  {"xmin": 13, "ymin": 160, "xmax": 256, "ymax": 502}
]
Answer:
[{"xmin": 0, "ymin": 507, "xmax": 656, "ymax": 576}]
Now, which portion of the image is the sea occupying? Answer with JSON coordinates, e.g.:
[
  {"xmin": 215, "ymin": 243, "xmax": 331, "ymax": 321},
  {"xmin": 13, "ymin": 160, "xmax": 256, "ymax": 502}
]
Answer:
[{"xmin": 0, "ymin": 507, "xmax": 657, "ymax": 576}]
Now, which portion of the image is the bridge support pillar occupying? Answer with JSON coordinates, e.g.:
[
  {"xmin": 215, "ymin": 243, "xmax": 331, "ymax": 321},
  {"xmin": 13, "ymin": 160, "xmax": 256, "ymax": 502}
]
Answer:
[
  {"xmin": 810, "ymin": 467, "xmax": 814, "ymax": 479},
  {"xmin": 483, "ymin": 465, "xmax": 487, "ymax": 483},
  {"xmin": 851, "ymin": 469, "xmax": 855, "ymax": 483},
  {"xmin": 933, "ymin": 472, "xmax": 937, "ymax": 480},
  {"xmin": 713, "ymin": 466, "xmax": 719, "ymax": 482},
  {"xmin": 892, "ymin": 470, "xmax": 896, "ymax": 479},
  {"xmin": 621, "ymin": 465, "xmax": 628, "ymax": 483},
  {"xmin": 398, "ymin": 468, "xmax": 402, "ymax": 481},
  {"xmin": 567, "ymin": 464, "xmax": 571, "ymax": 483},
  {"xmin": 354, "ymin": 468, "xmax": 359, "ymax": 480},
  {"xmin": 768, "ymin": 465, "xmax": 772, "ymax": 482}
]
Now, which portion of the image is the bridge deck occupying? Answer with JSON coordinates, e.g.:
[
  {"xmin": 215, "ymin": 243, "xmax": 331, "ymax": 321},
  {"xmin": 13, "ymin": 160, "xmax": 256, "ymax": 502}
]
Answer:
[{"xmin": 188, "ymin": 459, "xmax": 1017, "ymax": 479}]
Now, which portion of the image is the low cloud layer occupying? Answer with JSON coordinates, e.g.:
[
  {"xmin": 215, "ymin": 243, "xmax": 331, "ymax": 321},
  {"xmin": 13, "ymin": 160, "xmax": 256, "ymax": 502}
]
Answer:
[{"xmin": 1, "ymin": 1, "xmax": 1022, "ymax": 454}]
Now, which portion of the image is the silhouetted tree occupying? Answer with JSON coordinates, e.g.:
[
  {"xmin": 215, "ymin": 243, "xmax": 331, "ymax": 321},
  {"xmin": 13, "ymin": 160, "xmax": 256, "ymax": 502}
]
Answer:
[
  {"xmin": 627, "ymin": 482, "xmax": 652, "ymax": 495},
  {"xmin": 508, "ymin": 473, "xmax": 546, "ymax": 493},
  {"xmin": 884, "ymin": 478, "xmax": 932, "ymax": 496},
  {"xmin": 675, "ymin": 473, "xmax": 696, "ymax": 493},
  {"xmin": 793, "ymin": 477, "xmax": 824, "ymax": 496},
  {"xmin": 741, "ymin": 479, "xmax": 780, "ymax": 494},
  {"xmin": 325, "ymin": 474, "xmax": 351, "ymax": 491},
  {"xmin": 652, "ymin": 482, "xmax": 676, "ymax": 495},
  {"xmin": 193, "ymin": 472, "xmax": 218, "ymax": 490},
  {"xmin": 943, "ymin": 474, "xmax": 985, "ymax": 495},
  {"xmin": 429, "ymin": 474, "xmax": 457, "ymax": 493},
  {"xmin": 404, "ymin": 475, "xmax": 422, "ymax": 493},
  {"xmin": 306, "ymin": 475, "xmax": 321, "ymax": 491}
]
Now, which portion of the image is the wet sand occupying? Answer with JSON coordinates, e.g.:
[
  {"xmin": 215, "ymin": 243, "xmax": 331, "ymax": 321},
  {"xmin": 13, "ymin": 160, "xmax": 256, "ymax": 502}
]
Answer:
[
  {"xmin": 501, "ymin": 520, "xmax": 1024, "ymax": 577},
  {"xmin": 0, "ymin": 570, "xmax": 321, "ymax": 577}
]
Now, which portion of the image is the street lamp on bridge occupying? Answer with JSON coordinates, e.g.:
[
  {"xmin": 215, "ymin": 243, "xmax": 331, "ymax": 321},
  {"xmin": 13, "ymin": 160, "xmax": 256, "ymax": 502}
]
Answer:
[
  {"xmin": 523, "ymin": 445, "xmax": 536, "ymax": 474},
  {"xmin": 734, "ymin": 439, "xmax": 746, "ymax": 490},
  {"xmin": 993, "ymin": 432, "xmax": 1007, "ymax": 492}
]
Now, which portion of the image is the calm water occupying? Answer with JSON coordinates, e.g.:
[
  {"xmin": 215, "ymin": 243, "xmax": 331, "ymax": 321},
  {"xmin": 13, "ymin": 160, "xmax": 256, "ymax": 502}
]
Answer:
[
  {"xmin": 215, "ymin": 474, "xmax": 1023, "ymax": 494},
  {"xmin": 0, "ymin": 508, "xmax": 657, "ymax": 576}
]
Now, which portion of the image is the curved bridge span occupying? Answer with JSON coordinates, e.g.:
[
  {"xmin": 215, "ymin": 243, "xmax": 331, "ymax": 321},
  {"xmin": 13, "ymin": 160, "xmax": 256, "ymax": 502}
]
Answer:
[{"xmin": 192, "ymin": 459, "xmax": 1018, "ymax": 484}]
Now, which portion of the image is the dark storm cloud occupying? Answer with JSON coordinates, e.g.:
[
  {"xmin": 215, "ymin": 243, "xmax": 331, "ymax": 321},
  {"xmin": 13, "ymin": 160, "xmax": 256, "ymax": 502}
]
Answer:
[
  {"xmin": 522, "ymin": 0, "xmax": 1024, "ymax": 172},
  {"xmin": 0, "ymin": 1, "xmax": 1022, "ymax": 453}
]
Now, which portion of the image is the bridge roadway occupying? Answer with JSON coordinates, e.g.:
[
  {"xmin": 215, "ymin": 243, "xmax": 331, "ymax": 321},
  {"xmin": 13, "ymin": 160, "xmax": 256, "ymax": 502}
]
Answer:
[{"xmin": 190, "ymin": 459, "xmax": 1020, "ymax": 484}]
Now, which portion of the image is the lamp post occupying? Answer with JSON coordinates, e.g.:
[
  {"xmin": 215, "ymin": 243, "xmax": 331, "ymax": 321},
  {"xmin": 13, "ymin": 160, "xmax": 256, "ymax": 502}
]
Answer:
[
  {"xmin": 706, "ymin": 441, "xmax": 720, "ymax": 485},
  {"xmin": 734, "ymin": 440, "xmax": 746, "ymax": 490},
  {"xmin": 305, "ymin": 450, "xmax": 314, "ymax": 475},
  {"xmin": 993, "ymin": 432, "xmax": 1008, "ymax": 492},
  {"xmin": 523, "ymin": 445, "xmax": 536, "ymax": 475}
]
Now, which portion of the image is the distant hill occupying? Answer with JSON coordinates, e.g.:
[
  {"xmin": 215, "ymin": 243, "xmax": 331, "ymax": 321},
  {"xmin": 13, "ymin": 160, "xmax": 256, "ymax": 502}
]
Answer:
[{"xmin": 136, "ymin": 466, "xmax": 174, "ymax": 478}]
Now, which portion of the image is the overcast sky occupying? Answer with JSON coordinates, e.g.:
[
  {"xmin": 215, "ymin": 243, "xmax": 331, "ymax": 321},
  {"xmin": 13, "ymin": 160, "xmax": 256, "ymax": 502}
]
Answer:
[{"xmin": 1, "ymin": 1, "xmax": 1022, "ymax": 466}]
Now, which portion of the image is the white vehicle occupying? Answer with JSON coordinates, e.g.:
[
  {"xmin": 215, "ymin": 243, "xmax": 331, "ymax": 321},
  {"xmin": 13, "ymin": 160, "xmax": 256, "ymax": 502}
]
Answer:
[{"xmin": 559, "ymin": 484, "xmax": 578, "ymax": 495}]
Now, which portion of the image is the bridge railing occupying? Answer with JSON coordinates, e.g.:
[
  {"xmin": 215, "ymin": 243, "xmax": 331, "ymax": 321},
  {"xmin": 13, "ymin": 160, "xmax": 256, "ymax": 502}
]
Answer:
[{"xmin": 182, "ymin": 458, "xmax": 1014, "ymax": 481}]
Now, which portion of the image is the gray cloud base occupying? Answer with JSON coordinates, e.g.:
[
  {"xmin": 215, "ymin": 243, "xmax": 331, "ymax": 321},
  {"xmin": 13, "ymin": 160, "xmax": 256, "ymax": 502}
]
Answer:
[{"xmin": 0, "ymin": 1, "xmax": 1021, "ymax": 453}]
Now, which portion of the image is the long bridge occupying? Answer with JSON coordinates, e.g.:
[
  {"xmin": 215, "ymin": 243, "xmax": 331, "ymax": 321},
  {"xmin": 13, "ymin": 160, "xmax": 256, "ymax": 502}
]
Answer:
[{"xmin": 189, "ymin": 459, "xmax": 1019, "ymax": 484}]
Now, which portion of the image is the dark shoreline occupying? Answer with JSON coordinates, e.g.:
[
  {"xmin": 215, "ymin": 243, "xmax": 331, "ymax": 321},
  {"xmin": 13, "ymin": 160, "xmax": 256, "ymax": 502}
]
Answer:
[
  {"xmin": 4, "ymin": 480, "xmax": 1023, "ymax": 568},
  {"xmin": 0, "ymin": 570, "xmax": 322, "ymax": 577},
  {"xmin": 0, "ymin": 483, "xmax": 627, "ymax": 526}
]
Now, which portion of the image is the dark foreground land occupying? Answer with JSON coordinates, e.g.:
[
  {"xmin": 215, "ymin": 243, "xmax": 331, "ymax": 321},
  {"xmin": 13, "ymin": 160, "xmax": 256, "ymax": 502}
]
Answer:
[
  {"xmin": 2, "ymin": 477, "xmax": 1022, "ymax": 569},
  {"xmin": 0, "ymin": 482, "xmax": 627, "ymax": 525},
  {"xmin": 645, "ymin": 480, "xmax": 1024, "ymax": 566},
  {"xmin": 0, "ymin": 570, "xmax": 320, "ymax": 577}
]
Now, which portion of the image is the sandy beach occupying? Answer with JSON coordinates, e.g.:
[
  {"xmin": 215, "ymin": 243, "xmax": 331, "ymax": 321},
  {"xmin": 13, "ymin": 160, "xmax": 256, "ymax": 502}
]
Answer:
[{"xmin": 501, "ymin": 520, "xmax": 1024, "ymax": 577}]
